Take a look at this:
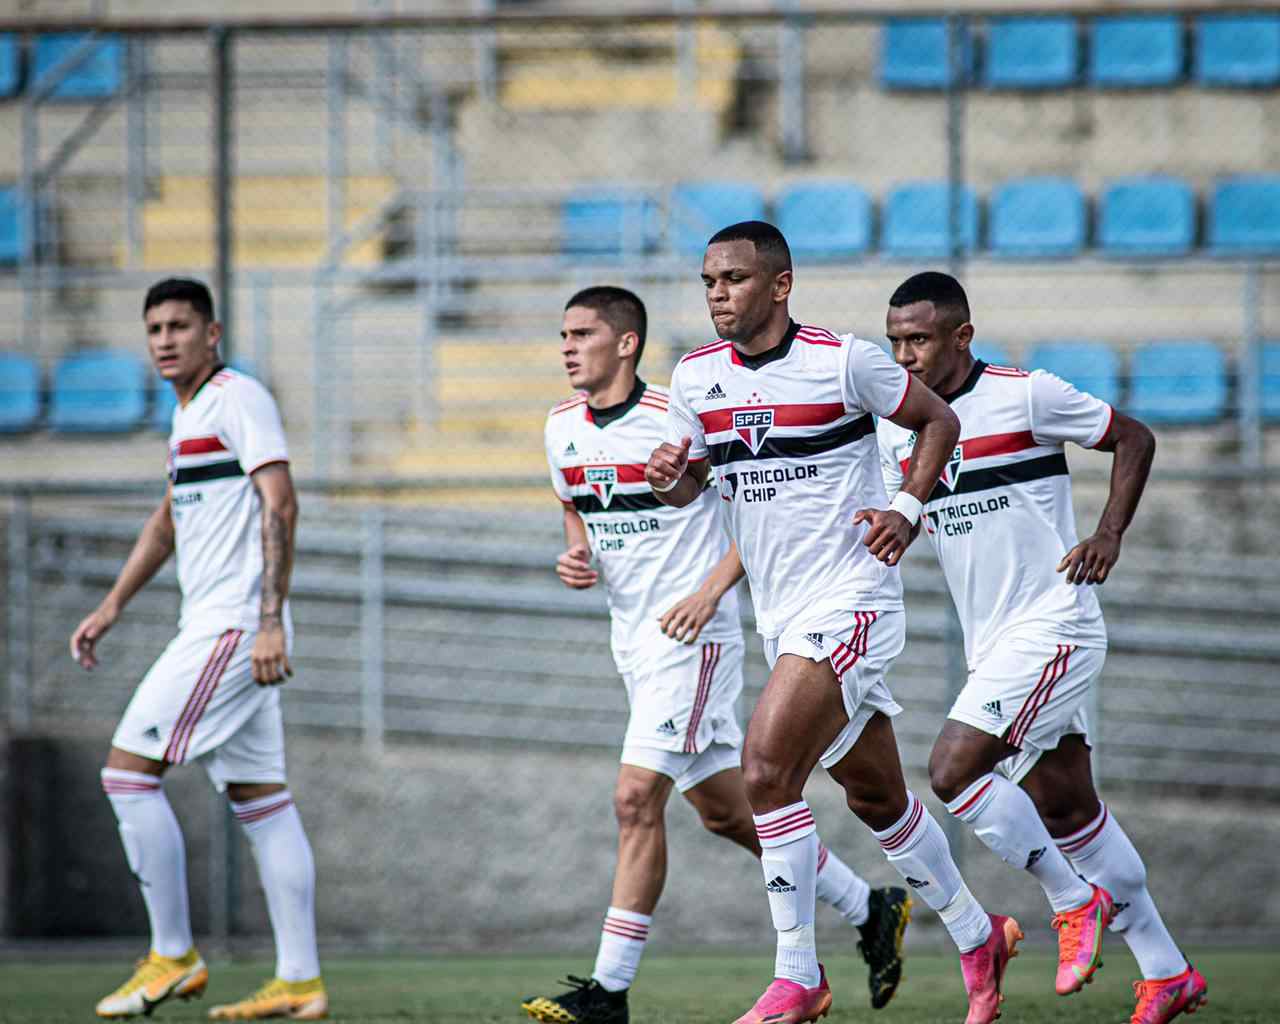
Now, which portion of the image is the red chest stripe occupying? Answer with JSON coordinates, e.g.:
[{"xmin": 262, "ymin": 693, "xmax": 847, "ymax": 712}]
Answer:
[
  {"xmin": 560, "ymin": 463, "xmax": 649, "ymax": 485},
  {"xmin": 899, "ymin": 429, "xmax": 1038, "ymax": 474},
  {"xmin": 698, "ymin": 402, "xmax": 845, "ymax": 434},
  {"xmin": 175, "ymin": 435, "xmax": 227, "ymax": 456}
]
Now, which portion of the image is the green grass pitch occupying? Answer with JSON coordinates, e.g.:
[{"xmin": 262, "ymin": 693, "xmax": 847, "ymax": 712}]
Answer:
[{"xmin": 0, "ymin": 948, "xmax": 1270, "ymax": 1023}]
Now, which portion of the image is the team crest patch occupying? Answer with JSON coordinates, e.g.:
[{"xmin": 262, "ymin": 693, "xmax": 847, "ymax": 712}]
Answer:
[
  {"xmin": 718, "ymin": 471, "xmax": 738, "ymax": 503},
  {"xmin": 585, "ymin": 466, "xmax": 617, "ymax": 507},
  {"xmin": 940, "ymin": 444, "xmax": 964, "ymax": 491},
  {"xmin": 733, "ymin": 409, "xmax": 774, "ymax": 454}
]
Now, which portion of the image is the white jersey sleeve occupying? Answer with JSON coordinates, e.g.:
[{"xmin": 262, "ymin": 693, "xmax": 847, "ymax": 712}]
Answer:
[
  {"xmin": 1028, "ymin": 370, "xmax": 1113, "ymax": 450},
  {"xmin": 665, "ymin": 361, "xmax": 709, "ymax": 461},
  {"xmin": 544, "ymin": 417, "xmax": 572, "ymax": 504},
  {"xmin": 840, "ymin": 337, "xmax": 912, "ymax": 419},
  {"xmin": 878, "ymin": 427, "xmax": 905, "ymax": 500},
  {"xmin": 221, "ymin": 376, "xmax": 289, "ymax": 474}
]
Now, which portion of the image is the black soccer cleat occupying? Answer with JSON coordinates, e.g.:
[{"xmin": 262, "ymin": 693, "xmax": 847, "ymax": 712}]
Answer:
[
  {"xmin": 521, "ymin": 975, "xmax": 629, "ymax": 1024},
  {"xmin": 857, "ymin": 886, "xmax": 913, "ymax": 1010}
]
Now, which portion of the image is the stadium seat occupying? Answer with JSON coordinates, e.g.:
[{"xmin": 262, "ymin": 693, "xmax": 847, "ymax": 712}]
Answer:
[
  {"xmin": 1194, "ymin": 14, "xmax": 1280, "ymax": 87},
  {"xmin": 0, "ymin": 35, "xmax": 21, "ymax": 98},
  {"xmin": 561, "ymin": 189, "xmax": 660, "ymax": 259},
  {"xmin": 0, "ymin": 353, "xmax": 41, "ymax": 432},
  {"xmin": 33, "ymin": 34, "xmax": 123, "ymax": 100},
  {"xmin": 0, "ymin": 187, "xmax": 24, "ymax": 264},
  {"xmin": 1089, "ymin": 15, "xmax": 1184, "ymax": 87},
  {"xmin": 880, "ymin": 19, "xmax": 974, "ymax": 89},
  {"xmin": 1127, "ymin": 341, "xmax": 1227, "ymax": 425},
  {"xmin": 775, "ymin": 181, "xmax": 872, "ymax": 261},
  {"xmin": 668, "ymin": 182, "xmax": 766, "ymax": 257},
  {"xmin": 1262, "ymin": 342, "xmax": 1280, "ymax": 422},
  {"xmin": 1027, "ymin": 342, "xmax": 1122, "ymax": 407},
  {"xmin": 984, "ymin": 17, "xmax": 1079, "ymax": 89},
  {"xmin": 1208, "ymin": 177, "xmax": 1280, "ymax": 254},
  {"xmin": 971, "ymin": 341, "xmax": 1012, "ymax": 367},
  {"xmin": 989, "ymin": 177, "xmax": 1086, "ymax": 259},
  {"xmin": 1098, "ymin": 176, "xmax": 1196, "ymax": 258},
  {"xmin": 50, "ymin": 350, "xmax": 147, "ymax": 432},
  {"xmin": 882, "ymin": 182, "xmax": 979, "ymax": 260}
]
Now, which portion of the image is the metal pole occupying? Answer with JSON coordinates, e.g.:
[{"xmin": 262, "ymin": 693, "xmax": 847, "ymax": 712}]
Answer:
[
  {"xmin": 1242, "ymin": 263, "xmax": 1263, "ymax": 468},
  {"xmin": 6, "ymin": 494, "xmax": 32, "ymax": 733},
  {"xmin": 252, "ymin": 272, "xmax": 271, "ymax": 373},
  {"xmin": 779, "ymin": 13, "xmax": 808, "ymax": 164},
  {"xmin": 19, "ymin": 36, "xmax": 38, "ymax": 351},
  {"xmin": 125, "ymin": 35, "xmax": 146, "ymax": 267},
  {"xmin": 212, "ymin": 25, "xmax": 234, "ymax": 363},
  {"xmin": 361, "ymin": 507, "xmax": 386, "ymax": 755},
  {"xmin": 675, "ymin": 0, "xmax": 696, "ymax": 103},
  {"xmin": 326, "ymin": 34, "xmax": 348, "ymax": 262},
  {"xmin": 473, "ymin": 0, "xmax": 498, "ymax": 101}
]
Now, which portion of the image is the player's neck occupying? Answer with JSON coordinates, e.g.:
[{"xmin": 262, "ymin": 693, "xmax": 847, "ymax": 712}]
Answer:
[
  {"xmin": 935, "ymin": 356, "xmax": 978, "ymax": 399},
  {"xmin": 586, "ymin": 369, "xmax": 637, "ymax": 410},
  {"xmin": 173, "ymin": 361, "xmax": 223, "ymax": 408},
  {"xmin": 731, "ymin": 309, "xmax": 793, "ymax": 358}
]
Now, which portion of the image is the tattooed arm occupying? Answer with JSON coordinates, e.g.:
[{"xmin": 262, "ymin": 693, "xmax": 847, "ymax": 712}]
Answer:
[{"xmin": 250, "ymin": 462, "xmax": 299, "ymax": 684}]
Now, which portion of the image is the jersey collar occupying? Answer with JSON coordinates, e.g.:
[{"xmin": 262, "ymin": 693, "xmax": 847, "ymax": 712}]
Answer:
[
  {"xmin": 731, "ymin": 320, "xmax": 801, "ymax": 370},
  {"xmin": 586, "ymin": 377, "xmax": 646, "ymax": 428},
  {"xmin": 937, "ymin": 359, "xmax": 986, "ymax": 404},
  {"xmin": 180, "ymin": 363, "xmax": 226, "ymax": 409}
]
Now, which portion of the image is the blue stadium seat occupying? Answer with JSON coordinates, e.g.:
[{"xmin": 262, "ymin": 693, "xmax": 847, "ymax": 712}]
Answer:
[
  {"xmin": 1127, "ymin": 341, "xmax": 1227, "ymax": 425},
  {"xmin": 1262, "ymin": 342, "xmax": 1280, "ymax": 422},
  {"xmin": 1194, "ymin": 15, "xmax": 1280, "ymax": 87},
  {"xmin": 0, "ymin": 187, "xmax": 23, "ymax": 264},
  {"xmin": 882, "ymin": 182, "xmax": 979, "ymax": 260},
  {"xmin": 1089, "ymin": 15, "xmax": 1184, "ymax": 87},
  {"xmin": 984, "ymin": 17, "xmax": 1079, "ymax": 89},
  {"xmin": 971, "ymin": 341, "xmax": 1012, "ymax": 367},
  {"xmin": 0, "ymin": 35, "xmax": 21, "ymax": 98},
  {"xmin": 1027, "ymin": 342, "xmax": 1122, "ymax": 407},
  {"xmin": 989, "ymin": 177, "xmax": 1086, "ymax": 259},
  {"xmin": 1099, "ymin": 176, "xmax": 1196, "ymax": 258},
  {"xmin": 668, "ymin": 182, "xmax": 766, "ymax": 257},
  {"xmin": 50, "ymin": 350, "xmax": 147, "ymax": 432},
  {"xmin": 0, "ymin": 353, "xmax": 41, "ymax": 432},
  {"xmin": 33, "ymin": 34, "xmax": 123, "ymax": 100},
  {"xmin": 775, "ymin": 181, "xmax": 872, "ymax": 262},
  {"xmin": 880, "ymin": 19, "xmax": 974, "ymax": 89},
  {"xmin": 1208, "ymin": 177, "xmax": 1280, "ymax": 254},
  {"xmin": 561, "ymin": 189, "xmax": 660, "ymax": 259}
]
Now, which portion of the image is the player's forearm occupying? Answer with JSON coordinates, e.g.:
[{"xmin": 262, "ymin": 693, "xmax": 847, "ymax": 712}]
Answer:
[
  {"xmin": 1095, "ymin": 422, "xmax": 1155, "ymax": 539},
  {"xmin": 104, "ymin": 506, "xmax": 174, "ymax": 615},
  {"xmin": 900, "ymin": 410, "xmax": 961, "ymax": 502},
  {"xmin": 258, "ymin": 497, "xmax": 297, "ymax": 626},
  {"xmin": 562, "ymin": 506, "xmax": 590, "ymax": 549},
  {"xmin": 698, "ymin": 543, "xmax": 745, "ymax": 602}
]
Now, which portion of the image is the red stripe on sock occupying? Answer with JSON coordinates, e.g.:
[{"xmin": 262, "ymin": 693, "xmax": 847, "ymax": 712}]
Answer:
[
  {"xmin": 879, "ymin": 798, "xmax": 923, "ymax": 851},
  {"xmin": 951, "ymin": 778, "xmax": 994, "ymax": 817},
  {"xmin": 1058, "ymin": 806, "xmax": 1109, "ymax": 855},
  {"xmin": 234, "ymin": 797, "xmax": 293, "ymax": 824}
]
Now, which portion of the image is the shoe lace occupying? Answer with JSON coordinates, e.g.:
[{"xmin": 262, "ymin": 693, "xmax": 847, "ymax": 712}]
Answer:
[
  {"xmin": 1051, "ymin": 910, "xmax": 1082, "ymax": 964},
  {"xmin": 557, "ymin": 975, "xmax": 595, "ymax": 993},
  {"xmin": 1129, "ymin": 978, "xmax": 1177, "ymax": 1024}
]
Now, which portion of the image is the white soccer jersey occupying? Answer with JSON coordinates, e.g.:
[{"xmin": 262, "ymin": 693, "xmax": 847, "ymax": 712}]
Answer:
[
  {"xmin": 165, "ymin": 367, "xmax": 291, "ymax": 632},
  {"xmin": 877, "ymin": 361, "xmax": 1112, "ymax": 665},
  {"xmin": 544, "ymin": 381, "xmax": 741, "ymax": 671},
  {"xmin": 665, "ymin": 322, "xmax": 911, "ymax": 637}
]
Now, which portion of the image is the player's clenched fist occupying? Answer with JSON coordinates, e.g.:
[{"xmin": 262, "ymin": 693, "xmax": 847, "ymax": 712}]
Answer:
[
  {"xmin": 556, "ymin": 543, "xmax": 599, "ymax": 589},
  {"xmin": 853, "ymin": 507, "xmax": 914, "ymax": 567},
  {"xmin": 646, "ymin": 436, "xmax": 692, "ymax": 492}
]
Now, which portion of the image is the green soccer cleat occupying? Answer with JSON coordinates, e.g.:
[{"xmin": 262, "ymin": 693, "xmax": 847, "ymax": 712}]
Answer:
[{"xmin": 857, "ymin": 886, "xmax": 913, "ymax": 1009}]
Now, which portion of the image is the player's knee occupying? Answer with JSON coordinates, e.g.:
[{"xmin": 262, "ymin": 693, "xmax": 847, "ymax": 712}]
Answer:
[
  {"xmin": 613, "ymin": 781, "xmax": 665, "ymax": 832},
  {"xmin": 843, "ymin": 784, "xmax": 902, "ymax": 831},
  {"xmin": 698, "ymin": 804, "xmax": 747, "ymax": 840},
  {"xmin": 742, "ymin": 755, "xmax": 803, "ymax": 810},
  {"xmin": 928, "ymin": 750, "xmax": 976, "ymax": 804}
]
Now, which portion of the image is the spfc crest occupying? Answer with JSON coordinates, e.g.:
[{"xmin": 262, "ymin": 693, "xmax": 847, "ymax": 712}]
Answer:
[
  {"xmin": 733, "ymin": 409, "xmax": 774, "ymax": 454},
  {"xmin": 940, "ymin": 445, "xmax": 964, "ymax": 491},
  {"xmin": 585, "ymin": 465, "xmax": 617, "ymax": 507}
]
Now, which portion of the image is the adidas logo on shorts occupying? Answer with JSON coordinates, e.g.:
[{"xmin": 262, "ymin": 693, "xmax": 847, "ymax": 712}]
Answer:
[
  {"xmin": 1025, "ymin": 847, "xmax": 1046, "ymax": 869},
  {"xmin": 143, "ymin": 725, "xmax": 162, "ymax": 742},
  {"xmin": 982, "ymin": 699, "xmax": 1003, "ymax": 719},
  {"xmin": 704, "ymin": 383, "xmax": 727, "ymax": 401},
  {"xmin": 766, "ymin": 875, "xmax": 797, "ymax": 894},
  {"xmin": 656, "ymin": 719, "xmax": 678, "ymax": 737},
  {"xmin": 804, "ymin": 632, "xmax": 824, "ymax": 649}
]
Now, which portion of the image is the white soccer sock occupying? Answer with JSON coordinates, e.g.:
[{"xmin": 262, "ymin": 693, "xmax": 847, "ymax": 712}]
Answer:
[
  {"xmin": 947, "ymin": 773, "xmax": 1093, "ymax": 914},
  {"xmin": 754, "ymin": 802, "xmax": 820, "ymax": 988},
  {"xmin": 231, "ymin": 791, "xmax": 321, "ymax": 982},
  {"xmin": 873, "ymin": 792, "xmax": 991, "ymax": 953},
  {"xmin": 100, "ymin": 768, "xmax": 193, "ymax": 959},
  {"xmin": 1056, "ymin": 803, "xmax": 1186, "ymax": 980},
  {"xmin": 592, "ymin": 907, "xmax": 651, "ymax": 992},
  {"xmin": 815, "ymin": 842, "xmax": 871, "ymax": 926}
]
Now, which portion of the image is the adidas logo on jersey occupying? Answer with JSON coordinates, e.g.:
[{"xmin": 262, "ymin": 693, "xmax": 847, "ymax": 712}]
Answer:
[
  {"xmin": 982, "ymin": 699, "xmax": 1003, "ymax": 719},
  {"xmin": 705, "ymin": 383, "xmax": 727, "ymax": 401},
  {"xmin": 804, "ymin": 633, "xmax": 824, "ymax": 649},
  {"xmin": 656, "ymin": 719, "xmax": 678, "ymax": 737},
  {"xmin": 904, "ymin": 876, "xmax": 930, "ymax": 889},
  {"xmin": 766, "ymin": 875, "xmax": 797, "ymax": 894},
  {"xmin": 563, "ymin": 442, "xmax": 577, "ymax": 456}
]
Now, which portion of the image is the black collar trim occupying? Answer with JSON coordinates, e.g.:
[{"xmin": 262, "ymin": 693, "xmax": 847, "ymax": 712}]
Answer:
[
  {"xmin": 184, "ymin": 363, "xmax": 226, "ymax": 407},
  {"xmin": 938, "ymin": 360, "xmax": 986, "ymax": 404},
  {"xmin": 733, "ymin": 320, "xmax": 801, "ymax": 370},
  {"xmin": 588, "ymin": 378, "xmax": 646, "ymax": 428}
]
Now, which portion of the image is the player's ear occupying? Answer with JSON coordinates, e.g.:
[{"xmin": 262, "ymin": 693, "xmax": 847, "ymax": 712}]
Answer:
[
  {"xmin": 772, "ymin": 268, "xmax": 793, "ymax": 303},
  {"xmin": 618, "ymin": 330, "xmax": 640, "ymax": 362},
  {"xmin": 953, "ymin": 321, "xmax": 975, "ymax": 352},
  {"xmin": 206, "ymin": 319, "xmax": 223, "ymax": 351}
]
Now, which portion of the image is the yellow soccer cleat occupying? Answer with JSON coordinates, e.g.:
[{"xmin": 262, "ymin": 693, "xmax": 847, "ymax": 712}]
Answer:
[
  {"xmin": 207, "ymin": 977, "xmax": 328, "ymax": 1021},
  {"xmin": 95, "ymin": 948, "xmax": 209, "ymax": 1018}
]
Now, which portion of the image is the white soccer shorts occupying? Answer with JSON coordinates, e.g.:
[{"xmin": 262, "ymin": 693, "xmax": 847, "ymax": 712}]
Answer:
[
  {"xmin": 112, "ymin": 623, "xmax": 290, "ymax": 790},
  {"xmin": 948, "ymin": 635, "xmax": 1106, "ymax": 783},
  {"xmin": 618, "ymin": 635, "xmax": 745, "ymax": 791},
  {"xmin": 763, "ymin": 609, "xmax": 905, "ymax": 770}
]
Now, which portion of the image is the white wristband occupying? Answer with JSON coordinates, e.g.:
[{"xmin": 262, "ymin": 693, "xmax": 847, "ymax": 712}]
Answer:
[
  {"xmin": 889, "ymin": 491, "xmax": 923, "ymax": 527},
  {"xmin": 652, "ymin": 474, "xmax": 681, "ymax": 493}
]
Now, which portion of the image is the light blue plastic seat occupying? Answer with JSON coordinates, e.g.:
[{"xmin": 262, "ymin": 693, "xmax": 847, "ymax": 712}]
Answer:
[
  {"xmin": 561, "ymin": 189, "xmax": 660, "ymax": 259},
  {"xmin": 775, "ymin": 182, "xmax": 872, "ymax": 262},
  {"xmin": 880, "ymin": 19, "xmax": 975, "ymax": 89},
  {"xmin": 1099, "ymin": 176, "xmax": 1196, "ymax": 257},
  {"xmin": 50, "ymin": 350, "xmax": 147, "ymax": 432},
  {"xmin": 882, "ymin": 182, "xmax": 979, "ymax": 260},
  {"xmin": 0, "ymin": 35, "xmax": 20, "ymax": 98},
  {"xmin": 1027, "ymin": 342, "xmax": 1122, "ymax": 408},
  {"xmin": 1261, "ymin": 342, "xmax": 1280, "ymax": 422},
  {"xmin": 1089, "ymin": 16, "xmax": 1184, "ymax": 87},
  {"xmin": 1127, "ymin": 341, "xmax": 1227, "ymax": 425},
  {"xmin": 1194, "ymin": 15, "xmax": 1280, "ymax": 87},
  {"xmin": 668, "ymin": 182, "xmax": 766, "ymax": 258},
  {"xmin": 0, "ymin": 353, "xmax": 41, "ymax": 432},
  {"xmin": 33, "ymin": 34, "xmax": 123, "ymax": 99},
  {"xmin": 984, "ymin": 17, "xmax": 1079, "ymax": 89},
  {"xmin": 1208, "ymin": 177, "xmax": 1280, "ymax": 254},
  {"xmin": 989, "ymin": 177, "xmax": 1086, "ymax": 259},
  {"xmin": 0, "ymin": 187, "xmax": 25, "ymax": 265},
  {"xmin": 971, "ymin": 342, "xmax": 1012, "ymax": 368}
]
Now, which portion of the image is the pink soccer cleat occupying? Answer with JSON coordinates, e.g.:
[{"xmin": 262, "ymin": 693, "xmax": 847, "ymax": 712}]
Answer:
[
  {"xmin": 1129, "ymin": 964, "xmax": 1208, "ymax": 1024},
  {"xmin": 959, "ymin": 914, "xmax": 1023, "ymax": 1024},
  {"xmin": 731, "ymin": 965, "xmax": 832, "ymax": 1024},
  {"xmin": 1052, "ymin": 884, "xmax": 1115, "ymax": 995}
]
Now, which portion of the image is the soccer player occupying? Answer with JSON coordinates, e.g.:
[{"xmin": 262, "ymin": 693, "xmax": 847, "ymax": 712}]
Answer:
[
  {"xmin": 876, "ymin": 271, "xmax": 1208, "ymax": 1024},
  {"xmin": 70, "ymin": 278, "xmax": 326, "ymax": 1021},
  {"xmin": 647, "ymin": 224, "xmax": 1020, "ymax": 1024},
  {"xmin": 525, "ymin": 286, "xmax": 913, "ymax": 1024}
]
